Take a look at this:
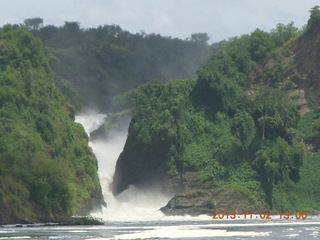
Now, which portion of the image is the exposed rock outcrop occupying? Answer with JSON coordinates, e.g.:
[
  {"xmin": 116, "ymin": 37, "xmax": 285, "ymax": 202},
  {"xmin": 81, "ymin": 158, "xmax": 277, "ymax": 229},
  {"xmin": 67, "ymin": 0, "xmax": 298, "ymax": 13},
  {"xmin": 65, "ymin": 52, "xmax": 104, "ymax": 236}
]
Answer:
[
  {"xmin": 161, "ymin": 188, "xmax": 263, "ymax": 216},
  {"xmin": 293, "ymin": 24, "xmax": 320, "ymax": 111}
]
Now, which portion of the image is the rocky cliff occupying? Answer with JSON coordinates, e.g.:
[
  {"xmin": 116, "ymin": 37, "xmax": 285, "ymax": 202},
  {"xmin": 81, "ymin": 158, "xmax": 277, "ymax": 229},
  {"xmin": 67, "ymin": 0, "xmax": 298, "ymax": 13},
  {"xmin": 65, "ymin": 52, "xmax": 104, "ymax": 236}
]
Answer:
[{"xmin": 161, "ymin": 188, "xmax": 264, "ymax": 216}]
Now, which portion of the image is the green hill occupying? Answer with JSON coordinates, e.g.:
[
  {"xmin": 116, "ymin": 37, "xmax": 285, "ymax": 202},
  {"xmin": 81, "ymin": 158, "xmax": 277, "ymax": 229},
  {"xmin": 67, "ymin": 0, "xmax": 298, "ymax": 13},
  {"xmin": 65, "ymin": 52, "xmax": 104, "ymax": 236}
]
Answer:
[
  {"xmin": 0, "ymin": 26, "xmax": 104, "ymax": 224},
  {"xmin": 112, "ymin": 8, "xmax": 320, "ymax": 214}
]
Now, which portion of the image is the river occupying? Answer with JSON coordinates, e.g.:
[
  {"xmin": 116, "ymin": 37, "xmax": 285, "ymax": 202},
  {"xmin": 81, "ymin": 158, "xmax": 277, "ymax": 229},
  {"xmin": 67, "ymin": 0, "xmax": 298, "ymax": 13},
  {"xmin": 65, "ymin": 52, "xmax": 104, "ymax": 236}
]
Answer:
[
  {"xmin": 1, "ymin": 113, "xmax": 318, "ymax": 240},
  {"xmin": 1, "ymin": 217, "xmax": 320, "ymax": 239}
]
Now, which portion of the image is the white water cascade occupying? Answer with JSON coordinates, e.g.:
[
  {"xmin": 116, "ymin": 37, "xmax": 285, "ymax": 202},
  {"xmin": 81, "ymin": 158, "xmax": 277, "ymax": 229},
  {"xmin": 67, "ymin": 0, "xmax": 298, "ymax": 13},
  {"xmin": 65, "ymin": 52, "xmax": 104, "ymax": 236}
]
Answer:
[{"xmin": 75, "ymin": 112, "xmax": 174, "ymax": 222}]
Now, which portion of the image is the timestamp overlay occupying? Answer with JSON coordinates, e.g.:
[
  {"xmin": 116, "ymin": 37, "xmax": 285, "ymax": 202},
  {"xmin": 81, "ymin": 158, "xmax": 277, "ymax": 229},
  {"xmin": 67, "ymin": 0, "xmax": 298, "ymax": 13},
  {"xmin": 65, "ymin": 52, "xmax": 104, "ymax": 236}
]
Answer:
[{"xmin": 212, "ymin": 210, "xmax": 309, "ymax": 220}]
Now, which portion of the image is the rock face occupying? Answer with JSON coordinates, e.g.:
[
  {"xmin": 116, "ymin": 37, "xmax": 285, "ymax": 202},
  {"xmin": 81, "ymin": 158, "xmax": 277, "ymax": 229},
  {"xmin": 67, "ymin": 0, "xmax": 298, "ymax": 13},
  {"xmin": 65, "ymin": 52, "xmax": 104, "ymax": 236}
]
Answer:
[
  {"xmin": 161, "ymin": 188, "xmax": 263, "ymax": 216},
  {"xmin": 293, "ymin": 24, "xmax": 320, "ymax": 111},
  {"xmin": 112, "ymin": 137, "xmax": 171, "ymax": 195}
]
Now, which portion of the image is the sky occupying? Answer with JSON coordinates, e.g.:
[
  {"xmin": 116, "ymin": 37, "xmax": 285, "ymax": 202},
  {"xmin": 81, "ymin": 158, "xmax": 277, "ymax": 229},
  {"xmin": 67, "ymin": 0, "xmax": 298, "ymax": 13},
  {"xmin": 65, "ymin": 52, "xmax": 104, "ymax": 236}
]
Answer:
[{"xmin": 1, "ymin": 0, "xmax": 319, "ymax": 43}]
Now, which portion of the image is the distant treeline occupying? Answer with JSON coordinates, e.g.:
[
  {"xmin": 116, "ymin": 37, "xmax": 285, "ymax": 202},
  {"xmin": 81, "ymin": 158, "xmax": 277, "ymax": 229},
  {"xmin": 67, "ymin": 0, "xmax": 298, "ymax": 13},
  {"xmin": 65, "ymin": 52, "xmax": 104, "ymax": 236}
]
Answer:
[{"xmin": 21, "ymin": 18, "xmax": 217, "ymax": 111}]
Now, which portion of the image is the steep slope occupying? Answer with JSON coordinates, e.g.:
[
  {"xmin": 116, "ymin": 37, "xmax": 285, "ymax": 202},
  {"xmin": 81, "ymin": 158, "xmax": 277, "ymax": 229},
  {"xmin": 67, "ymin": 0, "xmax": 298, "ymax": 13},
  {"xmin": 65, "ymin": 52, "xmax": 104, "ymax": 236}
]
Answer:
[
  {"xmin": 293, "ymin": 20, "xmax": 320, "ymax": 110},
  {"xmin": 0, "ymin": 26, "xmax": 104, "ymax": 224},
  {"xmin": 112, "ymin": 14, "xmax": 320, "ymax": 215}
]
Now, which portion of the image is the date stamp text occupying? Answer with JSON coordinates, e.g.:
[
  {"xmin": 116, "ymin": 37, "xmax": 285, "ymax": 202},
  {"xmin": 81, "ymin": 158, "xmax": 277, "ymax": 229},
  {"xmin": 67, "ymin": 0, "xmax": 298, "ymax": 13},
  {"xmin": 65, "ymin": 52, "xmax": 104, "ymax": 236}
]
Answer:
[{"xmin": 212, "ymin": 210, "xmax": 308, "ymax": 220}]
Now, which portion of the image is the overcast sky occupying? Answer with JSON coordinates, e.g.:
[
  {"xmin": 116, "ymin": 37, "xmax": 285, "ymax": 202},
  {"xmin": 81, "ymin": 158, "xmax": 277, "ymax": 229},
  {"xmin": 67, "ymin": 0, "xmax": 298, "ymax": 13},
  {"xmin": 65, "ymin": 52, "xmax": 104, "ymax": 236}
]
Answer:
[{"xmin": 1, "ymin": 0, "xmax": 319, "ymax": 43}]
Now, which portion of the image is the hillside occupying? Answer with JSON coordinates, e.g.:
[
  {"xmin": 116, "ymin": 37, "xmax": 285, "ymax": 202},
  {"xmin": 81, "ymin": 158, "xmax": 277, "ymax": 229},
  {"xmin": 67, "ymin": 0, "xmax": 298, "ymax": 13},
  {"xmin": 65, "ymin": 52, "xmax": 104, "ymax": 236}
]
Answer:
[
  {"xmin": 1, "ymin": 7, "xmax": 319, "ymax": 223},
  {"xmin": 33, "ymin": 23, "xmax": 216, "ymax": 111},
  {"xmin": 0, "ymin": 26, "xmax": 104, "ymax": 224},
  {"xmin": 112, "ymin": 9, "xmax": 320, "ymax": 214},
  {"xmin": 0, "ymin": 18, "xmax": 214, "ymax": 224}
]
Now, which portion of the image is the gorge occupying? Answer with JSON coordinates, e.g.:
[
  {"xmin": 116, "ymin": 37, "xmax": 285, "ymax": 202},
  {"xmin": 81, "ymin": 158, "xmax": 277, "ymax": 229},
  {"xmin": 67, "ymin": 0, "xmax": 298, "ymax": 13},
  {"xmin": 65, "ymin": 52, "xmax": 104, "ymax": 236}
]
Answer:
[{"xmin": 1, "ymin": 6, "xmax": 320, "ymax": 224}]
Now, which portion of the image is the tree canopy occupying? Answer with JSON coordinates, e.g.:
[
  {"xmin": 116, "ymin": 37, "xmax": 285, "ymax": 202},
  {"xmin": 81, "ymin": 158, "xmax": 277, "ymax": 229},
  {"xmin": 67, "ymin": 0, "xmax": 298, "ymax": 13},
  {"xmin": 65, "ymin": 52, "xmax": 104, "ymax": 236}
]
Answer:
[
  {"xmin": 113, "ymin": 18, "xmax": 316, "ymax": 211},
  {"xmin": 29, "ymin": 21, "xmax": 216, "ymax": 111},
  {"xmin": 23, "ymin": 17, "xmax": 43, "ymax": 31},
  {"xmin": 0, "ymin": 26, "xmax": 103, "ymax": 223}
]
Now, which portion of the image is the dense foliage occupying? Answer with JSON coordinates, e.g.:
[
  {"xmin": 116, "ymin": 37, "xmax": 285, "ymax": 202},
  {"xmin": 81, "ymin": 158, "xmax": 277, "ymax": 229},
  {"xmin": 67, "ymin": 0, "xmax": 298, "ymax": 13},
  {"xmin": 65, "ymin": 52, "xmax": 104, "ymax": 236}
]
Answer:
[
  {"xmin": 114, "ymin": 18, "xmax": 320, "ymax": 211},
  {"xmin": 29, "ymin": 22, "xmax": 216, "ymax": 111},
  {"xmin": 0, "ymin": 26, "xmax": 103, "ymax": 222},
  {"xmin": 1, "ymin": 6, "xmax": 320, "ymax": 223}
]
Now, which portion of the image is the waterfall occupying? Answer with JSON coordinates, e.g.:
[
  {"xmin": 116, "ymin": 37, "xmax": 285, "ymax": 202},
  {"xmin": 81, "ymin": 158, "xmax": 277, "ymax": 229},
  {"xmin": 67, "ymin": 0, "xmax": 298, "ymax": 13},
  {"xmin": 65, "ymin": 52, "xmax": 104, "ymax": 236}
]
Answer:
[{"xmin": 75, "ymin": 112, "xmax": 172, "ymax": 221}]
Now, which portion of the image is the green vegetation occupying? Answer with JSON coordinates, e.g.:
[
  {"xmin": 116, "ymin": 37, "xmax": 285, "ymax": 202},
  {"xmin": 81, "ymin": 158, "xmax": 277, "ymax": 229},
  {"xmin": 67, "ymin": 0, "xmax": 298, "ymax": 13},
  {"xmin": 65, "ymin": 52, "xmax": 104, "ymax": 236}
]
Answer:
[
  {"xmin": 1, "ymin": 7, "xmax": 320, "ymax": 223},
  {"xmin": 0, "ymin": 26, "xmax": 103, "ymax": 223},
  {"xmin": 297, "ymin": 110, "xmax": 320, "ymax": 147},
  {"xmin": 307, "ymin": 5, "xmax": 320, "ymax": 32},
  {"xmin": 114, "ymin": 12, "xmax": 320, "ymax": 212},
  {"xmin": 29, "ymin": 21, "xmax": 216, "ymax": 111}
]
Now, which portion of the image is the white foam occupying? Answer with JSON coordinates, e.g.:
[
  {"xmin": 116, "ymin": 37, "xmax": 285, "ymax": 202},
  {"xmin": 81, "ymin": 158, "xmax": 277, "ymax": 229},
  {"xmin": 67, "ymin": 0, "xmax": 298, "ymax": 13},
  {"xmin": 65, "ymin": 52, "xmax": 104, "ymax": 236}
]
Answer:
[
  {"xmin": 111, "ymin": 225, "xmax": 269, "ymax": 239},
  {"xmin": 75, "ymin": 113, "xmax": 320, "ymax": 228},
  {"xmin": 285, "ymin": 233, "xmax": 300, "ymax": 237},
  {"xmin": 68, "ymin": 230, "xmax": 88, "ymax": 233},
  {"xmin": 75, "ymin": 112, "xmax": 106, "ymax": 134},
  {"xmin": 76, "ymin": 112, "xmax": 175, "ymax": 222},
  {"xmin": 0, "ymin": 237, "xmax": 31, "ymax": 239}
]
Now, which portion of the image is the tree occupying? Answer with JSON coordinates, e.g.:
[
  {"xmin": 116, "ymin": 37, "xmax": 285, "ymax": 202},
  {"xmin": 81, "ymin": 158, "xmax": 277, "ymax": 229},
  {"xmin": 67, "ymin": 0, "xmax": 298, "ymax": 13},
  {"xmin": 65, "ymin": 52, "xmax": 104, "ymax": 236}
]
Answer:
[
  {"xmin": 308, "ymin": 5, "xmax": 320, "ymax": 29},
  {"xmin": 196, "ymin": 50, "xmax": 246, "ymax": 115},
  {"xmin": 231, "ymin": 111, "xmax": 256, "ymax": 157},
  {"xmin": 39, "ymin": 25, "xmax": 58, "ymax": 39},
  {"xmin": 253, "ymin": 88, "xmax": 299, "ymax": 140},
  {"xmin": 222, "ymin": 35, "xmax": 255, "ymax": 76},
  {"xmin": 23, "ymin": 18, "xmax": 43, "ymax": 31},
  {"xmin": 248, "ymin": 29, "xmax": 275, "ymax": 63},
  {"xmin": 63, "ymin": 21, "xmax": 80, "ymax": 32},
  {"xmin": 253, "ymin": 138, "xmax": 303, "ymax": 207},
  {"xmin": 270, "ymin": 22, "xmax": 298, "ymax": 46},
  {"xmin": 189, "ymin": 33, "xmax": 210, "ymax": 44}
]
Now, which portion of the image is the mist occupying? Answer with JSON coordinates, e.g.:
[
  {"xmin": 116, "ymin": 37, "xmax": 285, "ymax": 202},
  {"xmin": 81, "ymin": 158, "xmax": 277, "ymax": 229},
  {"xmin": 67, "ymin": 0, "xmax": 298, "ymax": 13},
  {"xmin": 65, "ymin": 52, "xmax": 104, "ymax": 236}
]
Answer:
[{"xmin": 75, "ymin": 111, "xmax": 172, "ymax": 221}]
